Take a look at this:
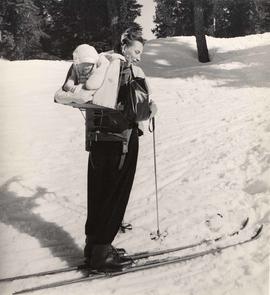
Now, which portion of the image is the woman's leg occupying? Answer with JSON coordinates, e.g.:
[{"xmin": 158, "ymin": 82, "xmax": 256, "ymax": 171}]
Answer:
[
  {"xmin": 85, "ymin": 140, "xmax": 122, "ymax": 242},
  {"xmin": 84, "ymin": 129, "xmax": 139, "ymax": 262},
  {"xmin": 98, "ymin": 129, "xmax": 139, "ymax": 243}
]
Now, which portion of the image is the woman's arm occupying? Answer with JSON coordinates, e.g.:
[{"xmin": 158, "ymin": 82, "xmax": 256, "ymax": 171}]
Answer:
[
  {"xmin": 132, "ymin": 65, "xmax": 152, "ymax": 94},
  {"xmin": 133, "ymin": 65, "xmax": 157, "ymax": 118}
]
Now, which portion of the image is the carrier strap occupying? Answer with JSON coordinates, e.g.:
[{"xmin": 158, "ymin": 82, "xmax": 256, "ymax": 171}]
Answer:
[
  {"xmin": 118, "ymin": 154, "xmax": 126, "ymax": 170},
  {"xmin": 130, "ymin": 64, "xmax": 136, "ymax": 79},
  {"xmin": 118, "ymin": 129, "xmax": 132, "ymax": 170}
]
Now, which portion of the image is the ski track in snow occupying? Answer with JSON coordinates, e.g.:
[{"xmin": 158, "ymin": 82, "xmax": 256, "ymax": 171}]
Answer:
[{"xmin": 0, "ymin": 33, "xmax": 269, "ymax": 295}]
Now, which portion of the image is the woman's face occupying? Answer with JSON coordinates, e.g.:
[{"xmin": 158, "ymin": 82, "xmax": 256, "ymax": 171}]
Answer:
[{"xmin": 122, "ymin": 40, "xmax": 144, "ymax": 65}]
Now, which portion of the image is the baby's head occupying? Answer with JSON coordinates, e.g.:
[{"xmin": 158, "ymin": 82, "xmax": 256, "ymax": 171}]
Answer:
[{"xmin": 73, "ymin": 44, "xmax": 99, "ymax": 81}]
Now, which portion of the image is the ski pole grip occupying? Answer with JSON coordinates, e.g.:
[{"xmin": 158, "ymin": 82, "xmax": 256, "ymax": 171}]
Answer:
[
  {"xmin": 149, "ymin": 117, "xmax": 155, "ymax": 133},
  {"xmin": 152, "ymin": 117, "xmax": 155, "ymax": 131}
]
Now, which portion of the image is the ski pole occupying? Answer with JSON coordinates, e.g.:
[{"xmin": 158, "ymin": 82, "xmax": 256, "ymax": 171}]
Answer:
[{"xmin": 149, "ymin": 117, "xmax": 167, "ymax": 240}]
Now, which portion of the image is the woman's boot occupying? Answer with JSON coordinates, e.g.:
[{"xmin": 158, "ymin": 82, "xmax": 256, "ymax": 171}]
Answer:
[{"xmin": 89, "ymin": 244, "xmax": 132, "ymax": 271}]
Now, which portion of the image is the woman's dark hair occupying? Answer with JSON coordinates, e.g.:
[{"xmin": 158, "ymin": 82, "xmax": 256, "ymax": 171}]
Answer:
[{"xmin": 115, "ymin": 27, "xmax": 146, "ymax": 53}]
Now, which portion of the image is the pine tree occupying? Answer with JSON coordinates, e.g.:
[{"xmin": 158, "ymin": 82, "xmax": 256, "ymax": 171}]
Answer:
[
  {"xmin": 106, "ymin": 0, "xmax": 119, "ymax": 48},
  {"xmin": 45, "ymin": 0, "xmax": 142, "ymax": 59},
  {"xmin": 0, "ymin": 0, "xmax": 48, "ymax": 59},
  {"xmin": 0, "ymin": 0, "xmax": 15, "ymax": 56},
  {"xmin": 45, "ymin": 0, "xmax": 110, "ymax": 58},
  {"xmin": 213, "ymin": 0, "xmax": 259, "ymax": 37},
  {"xmin": 230, "ymin": 0, "xmax": 257, "ymax": 36},
  {"xmin": 254, "ymin": 0, "xmax": 270, "ymax": 32},
  {"xmin": 175, "ymin": 0, "xmax": 194, "ymax": 36},
  {"xmin": 118, "ymin": 0, "xmax": 142, "ymax": 32},
  {"xmin": 153, "ymin": 0, "xmax": 212, "ymax": 38},
  {"xmin": 153, "ymin": 0, "xmax": 180, "ymax": 38},
  {"xmin": 106, "ymin": 0, "xmax": 142, "ymax": 49}
]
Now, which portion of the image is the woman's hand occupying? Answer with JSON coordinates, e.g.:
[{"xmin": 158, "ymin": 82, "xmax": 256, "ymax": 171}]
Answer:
[
  {"xmin": 149, "ymin": 100, "xmax": 158, "ymax": 119},
  {"xmin": 110, "ymin": 53, "xmax": 126, "ymax": 62}
]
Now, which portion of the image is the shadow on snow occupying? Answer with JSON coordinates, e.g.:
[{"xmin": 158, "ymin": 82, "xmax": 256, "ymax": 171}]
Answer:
[
  {"xmin": 0, "ymin": 177, "xmax": 84, "ymax": 268},
  {"xmin": 142, "ymin": 38, "xmax": 270, "ymax": 89}
]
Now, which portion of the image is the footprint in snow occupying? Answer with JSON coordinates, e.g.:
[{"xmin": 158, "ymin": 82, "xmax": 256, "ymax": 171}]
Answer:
[
  {"xmin": 264, "ymin": 123, "xmax": 270, "ymax": 132},
  {"xmin": 205, "ymin": 213, "xmax": 224, "ymax": 233},
  {"xmin": 243, "ymin": 180, "xmax": 269, "ymax": 195}
]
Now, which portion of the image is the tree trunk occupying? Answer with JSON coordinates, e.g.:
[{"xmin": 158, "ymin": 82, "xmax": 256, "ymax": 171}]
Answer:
[{"xmin": 193, "ymin": 0, "xmax": 210, "ymax": 63}]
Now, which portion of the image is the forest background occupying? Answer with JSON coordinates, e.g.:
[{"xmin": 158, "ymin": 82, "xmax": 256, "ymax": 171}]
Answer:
[{"xmin": 0, "ymin": 0, "xmax": 269, "ymax": 61}]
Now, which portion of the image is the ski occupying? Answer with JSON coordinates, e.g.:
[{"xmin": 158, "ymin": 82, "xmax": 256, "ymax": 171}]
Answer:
[
  {"xmin": 127, "ymin": 217, "xmax": 249, "ymax": 260},
  {"xmin": 13, "ymin": 225, "xmax": 263, "ymax": 295},
  {"xmin": 0, "ymin": 217, "xmax": 249, "ymax": 283}
]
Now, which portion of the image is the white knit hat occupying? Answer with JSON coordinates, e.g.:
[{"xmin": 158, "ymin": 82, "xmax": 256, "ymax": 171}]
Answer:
[{"xmin": 73, "ymin": 44, "xmax": 99, "ymax": 64}]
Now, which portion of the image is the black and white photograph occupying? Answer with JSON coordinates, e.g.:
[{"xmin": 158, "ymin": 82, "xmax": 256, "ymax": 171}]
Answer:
[{"xmin": 0, "ymin": 0, "xmax": 269, "ymax": 294}]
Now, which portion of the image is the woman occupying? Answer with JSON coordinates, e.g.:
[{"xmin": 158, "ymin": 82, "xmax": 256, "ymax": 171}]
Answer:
[{"xmin": 84, "ymin": 27, "xmax": 157, "ymax": 271}]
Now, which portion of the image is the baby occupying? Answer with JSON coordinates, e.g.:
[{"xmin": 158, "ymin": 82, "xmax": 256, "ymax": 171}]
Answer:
[
  {"xmin": 63, "ymin": 44, "xmax": 109, "ymax": 93},
  {"xmin": 55, "ymin": 44, "xmax": 125, "ymax": 106}
]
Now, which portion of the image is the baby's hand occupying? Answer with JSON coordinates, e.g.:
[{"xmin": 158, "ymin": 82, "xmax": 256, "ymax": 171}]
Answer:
[
  {"xmin": 73, "ymin": 84, "xmax": 83, "ymax": 93},
  {"xmin": 70, "ymin": 86, "xmax": 77, "ymax": 93}
]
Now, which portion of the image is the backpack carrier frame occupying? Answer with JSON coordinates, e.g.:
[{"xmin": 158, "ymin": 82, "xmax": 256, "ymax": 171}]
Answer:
[{"xmin": 72, "ymin": 103, "xmax": 131, "ymax": 170}]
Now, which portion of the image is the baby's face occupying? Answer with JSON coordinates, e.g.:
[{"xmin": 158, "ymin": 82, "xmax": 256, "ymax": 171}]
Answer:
[{"xmin": 77, "ymin": 63, "xmax": 95, "ymax": 77}]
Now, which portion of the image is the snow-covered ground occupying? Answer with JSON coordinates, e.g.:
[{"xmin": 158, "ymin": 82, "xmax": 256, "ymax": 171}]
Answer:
[{"xmin": 0, "ymin": 33, "xmax": 269, "ymax": 295}]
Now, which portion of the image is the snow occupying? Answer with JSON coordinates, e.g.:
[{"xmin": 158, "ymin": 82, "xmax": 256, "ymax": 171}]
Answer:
[{"xmin": 0, "ymin": 33, "xmax": 269, "ymax": 295}]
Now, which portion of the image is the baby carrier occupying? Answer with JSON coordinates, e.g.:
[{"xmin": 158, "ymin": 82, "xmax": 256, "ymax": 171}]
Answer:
[
  {"xmin": 74, "ymin": 60, "xmax": 150, "ymax": 169},
  {"xmin": 85, "ymin": 61, "xmax": 133, "ymax": 169}
]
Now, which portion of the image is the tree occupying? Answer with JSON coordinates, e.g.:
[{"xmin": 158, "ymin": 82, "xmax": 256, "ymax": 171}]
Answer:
[
  {"xmin": 0, "ymin": 0, "xmax": 143, "ymax": 59},
  {"xmin": 254, "ymin": 0, "xmax": 270, "ymax": 32},
  {"xmin": 106, "ymin": 0, "xmax": 120, "ymax": 48},
  {"xmin": 212, "ymin": 0, "xmax": 261, "ymax": 37},
  {"xmin": 153, "ymin": 0, "xmax": 180, "ymax": 38},
  {"xmin": 0, "ymin": 0, "xmax": 48, "ymax": 59},
  {"xmin": 153, "ymin": 0, "xmax": 212, "ymax": 38},
  {"xmin": 175, "ymin": 0, "xmax": 194, "ymax": 36},
  {"xmin": 106, "ymin": 0, "xmax": 142, "ymax": 49},
  {"xmin": 45, "ymin": 0, "xmax": 142, "ymax": 58},
  {"xmin": 193, "ymin": 0, "xmax": 210, "ymax": 62},
  {"xmin": 118, "ymin": 0, "xmax": 142, "ymax": 34},
  {"xmin": 153, "ymin": 0, "xmax": 269, "ymax": 39},
  {"xmin": 153, "ymin": 0, "xmax": 210, "ymax": 62},
  {"xmin": 44, "ymin": 0, "xmax": 111, "ymax": 58}
]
